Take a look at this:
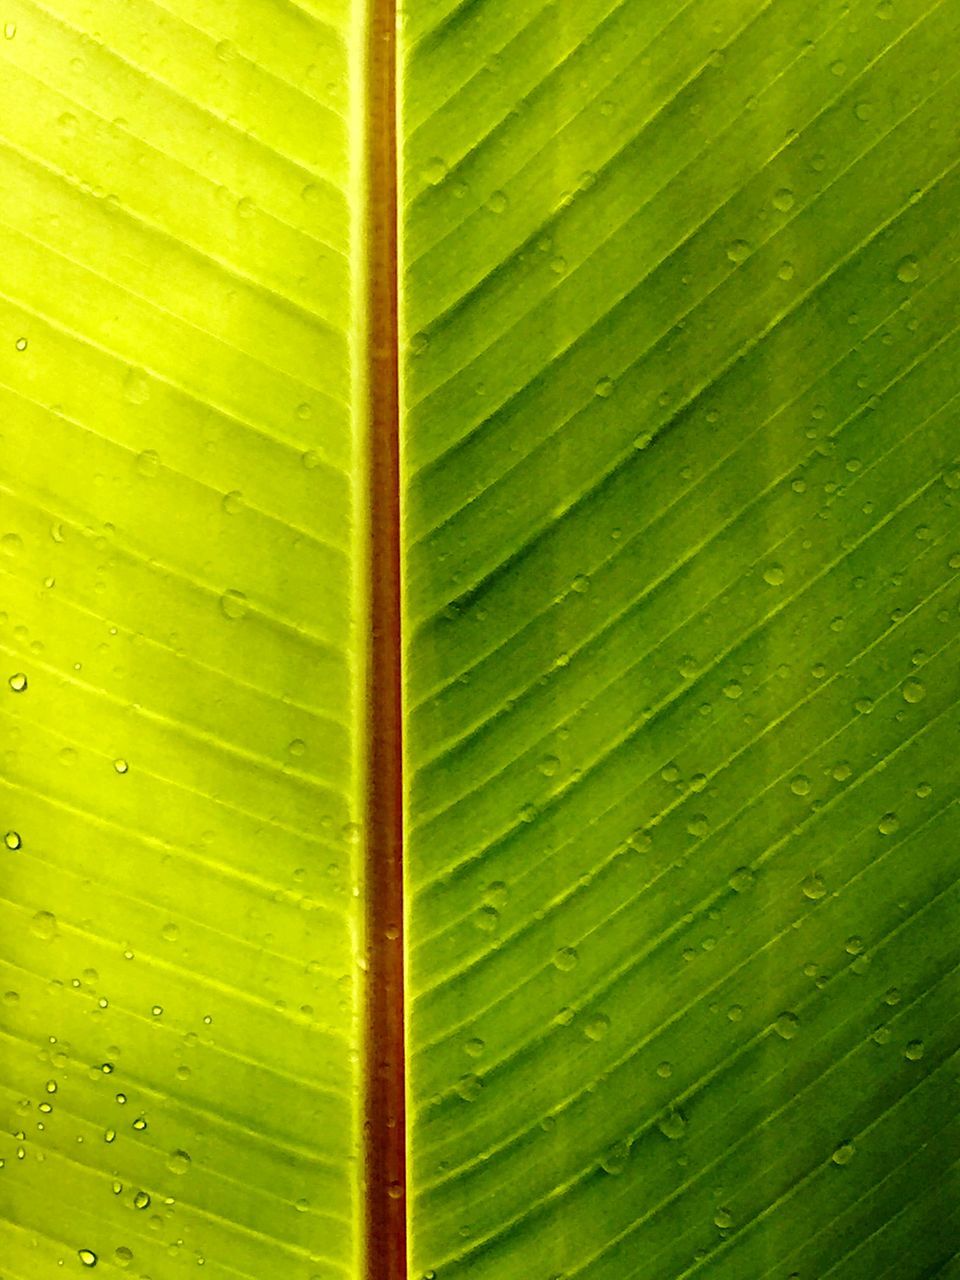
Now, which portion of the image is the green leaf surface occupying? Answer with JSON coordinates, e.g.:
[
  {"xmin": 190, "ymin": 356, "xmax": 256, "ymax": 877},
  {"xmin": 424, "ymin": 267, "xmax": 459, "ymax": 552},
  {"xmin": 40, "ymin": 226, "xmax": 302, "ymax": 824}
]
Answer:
[
  {"xmin": 401, "ymin": 0, "xmax": 960, "ymax": 1276},
  {"xmin": 1, "ymin": 1, "xmax": 363, "ymax": 1276}
]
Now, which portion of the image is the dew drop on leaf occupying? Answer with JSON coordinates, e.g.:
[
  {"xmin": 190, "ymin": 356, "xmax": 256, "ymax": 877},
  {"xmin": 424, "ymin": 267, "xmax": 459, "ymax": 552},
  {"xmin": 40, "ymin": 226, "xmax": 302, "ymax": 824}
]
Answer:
[
  {"xmin": 901, "ymin": 678, "xmax": 925, "ymax": 703},
  {"xmin": 878, "ymin": 813, "xmax": 900, "ymax": 836},
  {"xmin": 133, "ymin": 1189, "xmax": 151, "ymax": 1208},
  {"xmin": 726, "ymin": 239, "xmax": 751, "ymax": 263},
  {"xmin": 553, "ymin": 946, "xmax": 578, "ymax": 971},
  {"xmin": 8, "ymin": 672, "xmax": 27, "ymax": 692},
  {"xmin": 167, "ymin": 1149, "xmax": 191, "ymax": 1175},
  {"xmin": 219, "ymin": 589, "xmax": 248, "ymax": 621},
  {"xmin": 832, "ymin": 1140, "xmax": 856, "ymax": 1165},
  {"xmin": 600, "ymin": 1139, "xmax": 630, "ymax": 1175},
  {"xmin": 728, "ymin": 866, "xmax": 754, "ymax": 893},
  {"xmin": 714, "ymin": 1207, "xmax": 734, "ymax": 1230},
  {"xmin": 775, "ymin": 1011, "xmax": 800, "ymax": 1040},
  {"xmin": 905, "ymin": 1039, "xmax": 925, "ymax": 1061},
  {"xmin": 584, "ymin": 1013, "xmax": 610, "ymax": 1041},
  {"xmin": 896, "ymin": 256, "xmax": 919, "ymax": 283},
  {"xmin": 456, "ymin": 1074, "xmax": 483, "ymax": 1101},
  {"xmin": 78, "ymin": 1250, "xmax": 97, "ymax": 1267},
  {"xmin": 658, "ymin": 1109, "xmax": 686, "ymax": 1140},
  {"xmin": 5, "ymin": 831, "xmax": 21, "ymax": 850}
]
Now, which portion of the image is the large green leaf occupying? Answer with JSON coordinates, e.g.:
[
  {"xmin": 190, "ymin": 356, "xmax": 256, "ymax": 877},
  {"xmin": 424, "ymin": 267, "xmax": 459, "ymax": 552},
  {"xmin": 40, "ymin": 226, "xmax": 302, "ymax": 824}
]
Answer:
[
  {"xmin": 1, "ymin": 1, "xmax": 363, "ymax": 1276},
  {"xmin": 402, "ymin": 0, "xmax": 960, "ymax": 1277}
]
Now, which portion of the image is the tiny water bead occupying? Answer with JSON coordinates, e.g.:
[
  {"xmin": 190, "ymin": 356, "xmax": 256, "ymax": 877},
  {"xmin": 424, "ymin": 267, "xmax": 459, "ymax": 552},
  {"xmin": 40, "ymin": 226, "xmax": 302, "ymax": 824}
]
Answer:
[
  {"xmin": 133, "ymin": 1189, "xmax": 151, "ymax": 1209},
  {"xmin": 78, "ymin": 1250, "xmax": 98, "ymax": 1267},
  {"xmin": 594, "ymin": 376, "xmax": 615, "ymax": 398},
  {"xmin": 553, "ymin": 946, "xmax": 579, "ymax": 972},
  {"xmin": 584, "ymin": 1013, "xmax": 610, "ymax": 1041},
  {"xmin": 714, "ymin": 1207, "xmax": 734, "ymax": 1230},
  {"xmin": 219, "ymin": 589, "xmax": 248, "ymax": 621},
  {"xmin": 729, "ymin": 866, "xmax": 754, "ymax": 893},
  {"xmin": 456, "ymin": 1074, "xmax": 483, "ymax": 1102},
  {"xmin": 896, "ymin": 256, "xmax": 919, "ymax": 284},
  {"xmin": 878, "ymin": 813, "xmax": 900, "ymax": 836},
  {"xmin": 726, "ymin": 239, "xmax": 751, "ymax": 264},
  {"xmin": 905, "ymin": 1039, "xmax": 925, "ymax": 1061},
  {"xmin": 832, "ymin": 1140, "xmax": 856, "ymax": 1165},
  {"xmin": 113, "ymin": 758, "xmax": 129, "ymax": 774},
  {"xmin": 5, "ymin": 831, "xmax": 21, "ymax": 850},
  {"xmin": 658, "ymin": 1109, "xmax": 686, "ymax": 1140},
  {"xmin": 773, "ymin": 187, "xmax": 795, "ymax": 212},
  {"xmin": 167, "ymin": 1149, "xmax": 191, "ymax": 1175},
  {"xmin": 901, "ymin": 678, "xmax": 925, "ymax": 703},
  {"xmin": 775, "ymin": 1011, "xmax": 800, "ymax": 1040},
  {"xmin": 803, "ymin": 870, "xmax": 829, "ymax": 901},
  {"xmin": 8, "ymin": 672, "xmax": 27, "ymax": 692}
]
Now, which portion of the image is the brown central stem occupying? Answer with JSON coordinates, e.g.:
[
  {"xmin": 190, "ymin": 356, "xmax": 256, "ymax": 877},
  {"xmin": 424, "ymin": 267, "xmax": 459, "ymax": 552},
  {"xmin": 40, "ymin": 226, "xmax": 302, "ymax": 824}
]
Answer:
[{"xmin": 363, "ymin": 0, "xmax": 405, "ymax": 1275}]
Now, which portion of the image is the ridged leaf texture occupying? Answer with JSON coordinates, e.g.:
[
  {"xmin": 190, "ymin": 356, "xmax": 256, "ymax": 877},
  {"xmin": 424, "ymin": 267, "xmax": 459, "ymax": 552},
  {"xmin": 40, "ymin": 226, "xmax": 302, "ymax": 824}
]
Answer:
[
  {"xmin": 1, "ymin": 1, "xmax": 363, "ymax": 1277},
  {"xmin": 402, "ymin": 0, "xmax": 960, "ymax": 1277},
  {"xmin": 3, "ymin": 0, "xmax": 960, "ymax": 1278}
]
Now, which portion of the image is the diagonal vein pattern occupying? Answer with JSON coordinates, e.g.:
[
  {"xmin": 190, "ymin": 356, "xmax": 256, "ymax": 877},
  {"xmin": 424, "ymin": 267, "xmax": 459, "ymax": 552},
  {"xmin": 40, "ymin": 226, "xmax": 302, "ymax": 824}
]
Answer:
[
  {"xmin": 401, "ymin": 0, "xmax": 960, "ymax": 1276},
  {"xmin": 0, "ymin": 0, "xmax": 365, "ymax": 1276}
]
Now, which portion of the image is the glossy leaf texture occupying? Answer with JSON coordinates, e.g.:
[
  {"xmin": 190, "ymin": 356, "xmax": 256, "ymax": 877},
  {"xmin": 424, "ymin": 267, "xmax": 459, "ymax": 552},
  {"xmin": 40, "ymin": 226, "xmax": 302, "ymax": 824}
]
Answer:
[
  {"xmin": 0, "ymin": 2, "xmax": 364, "ymax": 1277},
  {"xmin": 401, "ymin": 0, "xmax": 960, "ymax": 1277}
]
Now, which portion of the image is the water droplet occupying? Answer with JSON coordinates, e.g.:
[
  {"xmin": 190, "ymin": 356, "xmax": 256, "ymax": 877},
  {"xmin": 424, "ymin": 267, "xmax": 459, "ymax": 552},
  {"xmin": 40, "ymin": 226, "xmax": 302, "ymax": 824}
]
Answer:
[
  {"xmin": 8, "ymin": 672, "xmax": 27, "ymax": 692},
  {"xmin": 123, "ymin": 367, "xmax": 151, "ymax": 404},
  {"xmin": 113, "ymin": 758, "xmax": 128, "ymax": 775},
  {"xmin": 773, "ymin": 188, "xmax": 795, "ymax": 212},
  {"xmin": 167, "ymin": 1149, "xmax": 191, "ymax": 1175},
  {"xmin": 464, "ymin": 1037, "xmax": 485, "ymax": 1059},
  {"xmin": 538, "ymin": 754, "xmax": 560, "ymax": 777},
  {"xmin": 78, "ymin": 1250, "xmax": 97, "ymax": 1268},
  {"xmin": 775, "ymin": 1011, "xmax": 800, "ymax": 1039},
  {"xmin": 219, "ymin": 589, "xmax": 248, "ymax": 621},
  {"xmin": 485, "ymin": 190, "xmax": 508, "ymax": 214},
  {"xmin": 4, "ymin": 22, "xmax": 16, "ymax": 39},
  {"xmin": 473, "ymin": 905, "xmax": 499, "ymax": 932},
  {"xmin": 830, "ymin": 1138, "xmax": 856, "ymax": 1168},
  {"xmin": 901, "ymin": 678, "xmax": 925, "ymax": 704},
  {"xmin": 878, "ymin": 813, "xmax": 899, "ymax": 836},
  {"xmin": 31, "ymin": 910, "xmax": 57, "ymax": 941},
  {"xmin": 905, "ymin": 1039, "xmax": 924, "ymax": 1061},
  {"xmin": 104, "ymin": 1128, "xmax": 116, "ymax": 1143},
  {"xmin": 727, "ymin": 239, "xmax": 751, "ymax": 264},
  {"xmin": 132, "ymin": 1116, "xmax": 147, "ymax": 1132},
  {"xmin": 687, "ymin": 814, "xmax": 709, "ymax": 838},
  {"xmin": 658, "ymin": 1108, "xmax": 686, "ymax": 1140},
  {"xmin": 714, "ymin": 1207, "xmax": 734, "ymax": 1230},
  {"xmin": 115, "ymin": 1247, "xmax": 133, "ymax": 1269},
  {"xmin": 896, "ymin": 256, "xmax": 919, "ymax": 284},
  {"xmin": 133, "ymin": 1189, "xmax": 151, "ymax": 1208},
  {"xmin": 594, "ymin": 377, "xmax": 614, "ymax": 398},
  {"xmin": 136, "ymin": 449, "xmax": 160, "ymax": 478},
  {"xmin": 423, "ymin": 157, "xmax": 448, "ymax": 185},
  {"xmin": 456, "ymin": 1074, "xmax": 483, "ymax": 1101},
  {"xmin": 790, "ymin": 775, "xmax": 810, "ymax": 797},
  {"xmin": 600, "ymin": 1139, "xmax": 630, "ymax": 1175},
  {"xmin": 553, "ymin": 946, "xmax": 578, "ymax": 971},
  {"xmin": 5, "ymin": 831, "xmax": 21, "ymax": 850},
  {"xmin": 729, "ymin": 866, "xmax": 754, "ymax": 893},
  {"xmin": 584, "ymin": 1013, "xmax": 610, "ymax": 1041},
  {"xmin": 221, "ymin": 490, "xmax": 244, "ymax": 515}
]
